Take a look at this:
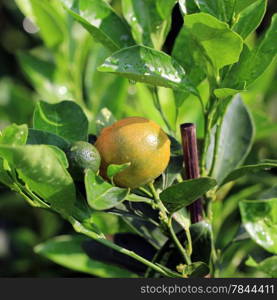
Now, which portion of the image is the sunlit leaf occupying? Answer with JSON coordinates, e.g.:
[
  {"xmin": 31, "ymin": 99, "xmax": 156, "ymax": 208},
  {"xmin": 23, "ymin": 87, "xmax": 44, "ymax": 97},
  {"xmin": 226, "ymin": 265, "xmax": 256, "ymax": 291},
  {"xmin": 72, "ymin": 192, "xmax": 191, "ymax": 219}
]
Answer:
[
  {"xmin": 98, "ymin": 45, "xmax": 198, "ymax": 95},
  {"xmin": 239, "ymin": 198, "xmax": 277, "ymax": 254}
]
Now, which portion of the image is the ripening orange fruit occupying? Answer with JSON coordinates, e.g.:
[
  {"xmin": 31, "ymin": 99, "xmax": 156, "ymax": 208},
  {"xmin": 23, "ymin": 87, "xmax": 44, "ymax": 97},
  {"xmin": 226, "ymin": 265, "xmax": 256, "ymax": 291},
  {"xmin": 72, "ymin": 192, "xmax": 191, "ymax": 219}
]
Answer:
[{"xmin": 95, "ymin": 117, "xmax": 170, "ymax": 188}]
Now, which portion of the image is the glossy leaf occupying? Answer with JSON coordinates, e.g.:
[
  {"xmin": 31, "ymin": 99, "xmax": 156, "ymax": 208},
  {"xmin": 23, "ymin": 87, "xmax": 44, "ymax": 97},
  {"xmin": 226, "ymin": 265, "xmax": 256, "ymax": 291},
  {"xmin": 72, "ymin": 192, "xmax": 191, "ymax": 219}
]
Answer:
[
  {"xmin": 232, "ymin": 0, "xmax": 267, "ymax": 40},
  {"xmin": 160, "ymin": 177, "xmax": 217, "ymax": 212},
  {"xmin": 98, "ymin": 45, "xmax": 198, "ymax": 95},
  {"xmin": 107, "ymin": 162, "xmax": 131, "ymax": 180},
  {"xmin": 33, "ymin": 100, "xmax": 88, "ymax": 143},
  {"xmin": 85, "ymin": 169, "xmax": 129, "ymax": 210},
  {"xmin": 223, "ymin": 160, "xmax": 277, "ymax": 184},
  {"xmin": 0, "ymin": 124, "xmax": 28, "ymax": 145},
  {"xmin": 210, "ymin": 95, "xmax": 254, "ymax": 184},
  {"xmin": 239, "ymin": 198, "xmax": 277, "ymax": 254},
  {"xmin": 27, "ymin": 129, "xmax": 70, "ymax": 151},
  {"xmin": 60, "ymin": 0, "xmax": 134, "ymax": 51},
  {"xmin": 0, "ymin": 145, "xmax": 75, "ymax": 215},
  {"xmin": 122, "ymin": 0, "xmax": 176, "ymax": 50},
  {"xmin": 95, "ymin": 108, "xmax": 116, "ymax": 135},
  {"xmin": 183, "ymin": 13, "xmax": 243, "ymax": 72},
  {"xmin": 35, "ymin": 235, "xmax": 137, "ymax": 277},
  {"xmin": 221, "ymin": 14, "xmax": 277, "ymax": 90}
]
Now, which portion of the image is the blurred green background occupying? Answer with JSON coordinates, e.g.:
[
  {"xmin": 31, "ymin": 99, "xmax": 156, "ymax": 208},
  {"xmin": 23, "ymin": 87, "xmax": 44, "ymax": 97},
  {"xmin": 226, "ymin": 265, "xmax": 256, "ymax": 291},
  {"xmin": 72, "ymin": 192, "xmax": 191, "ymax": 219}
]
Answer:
[{"xmin": 0, "ymin": 0, "xmax": 276, "ymax": 277}]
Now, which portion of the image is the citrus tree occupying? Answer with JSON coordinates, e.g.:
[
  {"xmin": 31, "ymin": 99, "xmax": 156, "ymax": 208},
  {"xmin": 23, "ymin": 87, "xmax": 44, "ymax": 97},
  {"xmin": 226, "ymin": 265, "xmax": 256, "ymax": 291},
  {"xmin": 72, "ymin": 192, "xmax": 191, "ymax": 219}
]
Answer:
[{"xmin": 0, "ymin": 0, "xmax": 276, "ymax": 277}]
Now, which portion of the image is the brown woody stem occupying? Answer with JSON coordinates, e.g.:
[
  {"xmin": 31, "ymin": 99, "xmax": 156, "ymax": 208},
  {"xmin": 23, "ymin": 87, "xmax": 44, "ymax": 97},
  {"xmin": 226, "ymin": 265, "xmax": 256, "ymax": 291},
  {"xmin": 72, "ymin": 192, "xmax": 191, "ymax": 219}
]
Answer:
[{"xmin": 180, "ymin": 123, "xmax": 203, "ymax": 223}]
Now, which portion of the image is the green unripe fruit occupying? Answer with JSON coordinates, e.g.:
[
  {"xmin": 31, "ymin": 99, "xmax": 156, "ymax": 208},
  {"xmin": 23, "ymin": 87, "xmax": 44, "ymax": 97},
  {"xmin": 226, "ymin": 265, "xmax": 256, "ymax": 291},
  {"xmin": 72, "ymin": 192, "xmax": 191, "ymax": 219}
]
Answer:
[{"xmin": 66, "ymin": 141, "xmax": 101, "ymax": 180}]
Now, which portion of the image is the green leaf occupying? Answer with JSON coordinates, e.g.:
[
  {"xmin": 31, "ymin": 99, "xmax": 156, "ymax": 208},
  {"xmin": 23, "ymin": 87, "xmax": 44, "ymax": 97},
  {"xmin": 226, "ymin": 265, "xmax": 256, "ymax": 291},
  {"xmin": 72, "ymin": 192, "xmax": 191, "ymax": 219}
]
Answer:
[
  {"xmin": 234, "ymin": 0, "xmax": 260, "ymax": 14},
  {"xmin": 0, "ymin": 78, "xmax": 35, "ymax": 124},
  {"xmin": 199, "ymin": 1, "xmax": 235, "ymax": 22},
  {"xmin": 160, "ymin": 177, "xmax": 217, "ymax": 212},
  {"xmin": 27, "ymin": 128, "xmax": 70, "ymax": 151},
  {"xmin": 17, "ymin": 51, "xmax": 72, "ymax": 101},
  {"xmin": 90, "ymin": 212, "xmax": 131, "ymax": 235},
  {"xmin": 257, "ymin": 256, "xmax": 277, "ymax": 277},
  {"xmin": 172, "ymin": 26, "xmax": 206, "ymax": 87},
  {"xmin": 107, "ymin": 162, "xmax": 131, "ymax": 180},
  {"xmin": 98, "ymin": 45, "xmax": 198, "ymax": 95},
  {"xmin": 95, "ymin": 108, "xmax": 116, "ymax": 135},
  {"xmin": 155, "ymin": 155, "xmax": 184, "ymax": 190},
  {"xmin": 35, "ymin": 235, "xmax": 137, "ymax": 277},
  {"xmin": 183, "ymin": 13, "xmax": 243, "ymax": 72},
  {"xmin": 33, "ymin": 100, "xmax": 88, "ymax": 143},
  {"xmin": 210, "ymin": 95, "xmax": 254, "ymax": 184},
  {"xmin": 245, "ymin": 255, "xmax": 259, "ymax": 267},
  {"xmin": 0, "ymin": 158, "xmax": 13, "ymax": 187},
  {"xmin": 213, "ymin": 88, "xmax": 243, "ymax": 99},
  {"xmin": 0, "ymin": 124, "xmax": 28, "ymax": 145},
  {"xmin": 0, "ymin": 124, "xmax": 28, "ymax": 187},
  {"xmin": 173, "ymin": 208, "xmax": 190, "ymax": 231},
  {"xmin": 246, "ymin": 255, "xmax": 277, "ymax": 277},
  {"xmin": 221, "ymin": 14, "xmax": 277, "ymax": 90},
  {"xmin": 190, "ymin": 221, "xmax": 212, "ymax": 264},
  {"xmin": 239, "ymin": 198, "xmax": 277, "ymax": 254},
  {"xmin": 0, "ymin": 145, "xmax": 75, "ymax": 215},
  {"xmin": 125, "ymin": 193, "xmax": 152, "ymax": 205},
  {"xmin": 122, "ymin": 0, "xmax": 176, "ymax": 50},
  {"xmin": 47, "ymin": 146, "xmax": 69, "ymax": 169},
  {"xmin": 156, "ymin": 0, "xmax": 177, "ymax": 18},
  {"xmin": 85, "ymin": 169, "xmax": 129, "ymax": 210},
  {"xmin": 232, "ymin": 0, "xmax": 267, "ymax": 40},
  {"xmin": 223, "ymin": 160, "xmax": 277, "ymax": 184},
  {"xmin": 117, "ymin": 202, "xmax": 167, "ymax": 248},
  {"xmin": 16, "ymin": 0, "xmax": 66, "ymax": 48},
  {"xmin": 60, "ymin": 0, "xmax": 134, "ymax": 51},
  {"xmin": 178, "ymin": 0, "xmax": 199, "ymax": 15}
]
